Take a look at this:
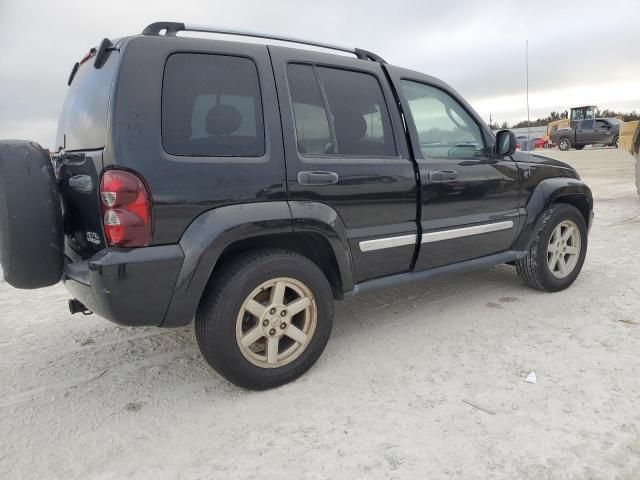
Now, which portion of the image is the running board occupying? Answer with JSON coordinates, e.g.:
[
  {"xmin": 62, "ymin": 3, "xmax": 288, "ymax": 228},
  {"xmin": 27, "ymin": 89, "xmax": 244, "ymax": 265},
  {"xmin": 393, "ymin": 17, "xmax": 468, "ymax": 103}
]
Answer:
[{"xmin": 350, "ymin": 251, "xmax": 524, "ymax": 296}]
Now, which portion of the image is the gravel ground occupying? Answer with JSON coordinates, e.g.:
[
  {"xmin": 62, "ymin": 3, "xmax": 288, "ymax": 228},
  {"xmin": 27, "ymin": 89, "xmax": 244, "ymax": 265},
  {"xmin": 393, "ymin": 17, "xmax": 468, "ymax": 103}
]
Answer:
[{"xmin": 1, "ymin": 148, "xmax": 639, "ymax": 480}]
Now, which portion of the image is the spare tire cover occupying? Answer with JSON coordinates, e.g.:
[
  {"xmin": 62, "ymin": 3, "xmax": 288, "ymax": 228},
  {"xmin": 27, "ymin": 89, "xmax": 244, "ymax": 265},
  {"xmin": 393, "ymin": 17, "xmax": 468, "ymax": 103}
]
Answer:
[{"xmin": 0, "ymin": 141, "xmax": 63, "ymax": 288}]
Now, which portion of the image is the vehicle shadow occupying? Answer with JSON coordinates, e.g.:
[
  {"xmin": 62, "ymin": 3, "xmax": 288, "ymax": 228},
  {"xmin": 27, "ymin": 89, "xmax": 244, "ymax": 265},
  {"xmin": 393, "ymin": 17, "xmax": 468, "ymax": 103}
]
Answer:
[{"xmin": 60, "ymin": 264, "xmax": 524, "ymax": 398}]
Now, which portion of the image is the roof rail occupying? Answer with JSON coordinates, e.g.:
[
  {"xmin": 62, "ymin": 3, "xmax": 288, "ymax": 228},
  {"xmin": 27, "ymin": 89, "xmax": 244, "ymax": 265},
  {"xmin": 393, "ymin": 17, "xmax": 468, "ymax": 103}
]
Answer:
[{"xmin": 141, "ymin": 22, "xmax": 387, "ymax": 64}]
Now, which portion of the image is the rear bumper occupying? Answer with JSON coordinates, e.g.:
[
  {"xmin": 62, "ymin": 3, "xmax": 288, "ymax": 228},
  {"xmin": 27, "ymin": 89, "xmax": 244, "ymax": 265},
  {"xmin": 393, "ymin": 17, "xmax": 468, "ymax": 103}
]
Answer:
[{"xmin": 62, "ymin": 245, "xmax": 184, "ymax": 326}]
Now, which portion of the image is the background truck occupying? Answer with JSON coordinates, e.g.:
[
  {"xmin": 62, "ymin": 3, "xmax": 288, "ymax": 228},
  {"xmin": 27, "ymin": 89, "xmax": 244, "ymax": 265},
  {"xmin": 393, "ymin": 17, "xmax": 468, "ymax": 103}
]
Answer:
[{"xmin": 551, "ymin": 117, "xmax": 621, "ymax": 151}]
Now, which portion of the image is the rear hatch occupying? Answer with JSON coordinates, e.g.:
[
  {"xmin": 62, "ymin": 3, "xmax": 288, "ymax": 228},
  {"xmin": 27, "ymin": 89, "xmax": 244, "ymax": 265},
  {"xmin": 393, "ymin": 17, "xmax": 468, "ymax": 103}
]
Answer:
[{"xmin": 54, "ymin": 41, "xmax": 120, "ymax": 258}]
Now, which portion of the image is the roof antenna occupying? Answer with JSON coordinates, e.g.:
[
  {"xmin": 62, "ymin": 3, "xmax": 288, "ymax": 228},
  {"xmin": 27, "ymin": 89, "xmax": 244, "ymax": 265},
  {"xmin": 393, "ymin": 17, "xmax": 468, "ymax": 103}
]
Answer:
[{"xmin": 525, "ymin": 39, "xmax": 531, "ymax": 149}]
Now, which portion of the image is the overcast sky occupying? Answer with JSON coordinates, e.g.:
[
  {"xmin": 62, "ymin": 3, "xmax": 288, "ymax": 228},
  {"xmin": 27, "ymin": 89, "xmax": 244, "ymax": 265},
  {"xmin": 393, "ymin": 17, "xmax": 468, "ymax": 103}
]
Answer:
[{"xmin": 1, "ymin": 0, "xmax": 638, "ymax": 146}]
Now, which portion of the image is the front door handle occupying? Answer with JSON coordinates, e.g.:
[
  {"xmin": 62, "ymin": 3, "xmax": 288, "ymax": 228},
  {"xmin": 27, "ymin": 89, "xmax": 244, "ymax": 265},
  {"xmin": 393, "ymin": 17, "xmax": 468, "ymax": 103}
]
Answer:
[
  {"xmin": 429, "ymin": 169, "xmax": 458, "ymax": 182},
  {"xmin": 297, "ymin": 171, "xmax": 339, "ymax": 185}
]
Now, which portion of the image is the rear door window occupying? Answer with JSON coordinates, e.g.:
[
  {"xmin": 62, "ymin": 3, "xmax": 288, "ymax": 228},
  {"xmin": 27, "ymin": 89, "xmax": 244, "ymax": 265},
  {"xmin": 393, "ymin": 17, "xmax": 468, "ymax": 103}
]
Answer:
[
  {"xmin": 286, "ymin": 64, "xmax": 396, "ymax": 157},
  {"xmin": 162, "ymin": 53, "xmax": 265, "ymax": 157},
  {"xmin": 287, "ymin": 64, "xmax": 334, "ymax": 155},
  {"xmin": 580, "ymin": 120, "xmax": 595, "ymax": 130},
  {"xmin": 316, "ymin": 67, "xmax": 396, "ymax": 157}
]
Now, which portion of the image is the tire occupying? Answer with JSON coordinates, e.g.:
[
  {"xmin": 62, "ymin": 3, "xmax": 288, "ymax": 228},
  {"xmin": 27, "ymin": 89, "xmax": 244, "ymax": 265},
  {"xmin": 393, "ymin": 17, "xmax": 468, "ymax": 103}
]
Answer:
[
  {"xmin": 558, "ymin": 137, "xmax": 571, "ymax": 151},
  {"xmin": 0, "ymin": 141, "xmax": 63, "ymax": 289},
  {"xmin": 575, "ymin": 145, "xmax": 585, "ymax": 150},
  {"xmin": 196, "ymin": 249, "xmax": 334, "ymax": 390},
  {"xmin": 612, "ymin": 135, "xmax": 619, "ymax": 148},
  {"xmin": 516, "ymin": 204, "xmax": 588, "ymax": 292}
]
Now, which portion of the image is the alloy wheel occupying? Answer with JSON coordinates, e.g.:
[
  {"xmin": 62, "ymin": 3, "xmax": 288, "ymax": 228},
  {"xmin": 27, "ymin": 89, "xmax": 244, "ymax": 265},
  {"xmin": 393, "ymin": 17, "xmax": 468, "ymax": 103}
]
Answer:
[
  {"xmin": 547, "ymin": 220, "xmax": 581, "ymax": 279},
  {"xmin": 235, "ymin": 277, "xmax": 317, "ymax": 368}
]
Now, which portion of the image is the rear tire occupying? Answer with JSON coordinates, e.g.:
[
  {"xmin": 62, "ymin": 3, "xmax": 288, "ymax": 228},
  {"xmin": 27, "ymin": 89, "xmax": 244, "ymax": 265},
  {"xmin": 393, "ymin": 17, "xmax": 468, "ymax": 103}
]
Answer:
[
  {"xmin": 516, "ymin": 204, "xmax": 588, "ymax": 292},
  {"xmin": 195, "ymin": 249, "xmax": 334, "ymax": 390},
  {"xmin": 558, "ymin": 137, "xmax": 571, "ymax": 151},
  {"xmin": 0, "ymin": 141, "xmax": 63, "ymax": 288}
]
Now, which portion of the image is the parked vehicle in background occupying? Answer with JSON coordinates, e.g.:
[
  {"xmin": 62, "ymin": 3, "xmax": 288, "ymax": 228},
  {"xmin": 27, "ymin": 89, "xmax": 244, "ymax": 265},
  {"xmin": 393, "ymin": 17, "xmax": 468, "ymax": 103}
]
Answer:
[
  {"xmin": 551, "ymin": 118, "xmax": 620, "ymax": 151},
  {"xmin": 533, "ymin": 137, "xmax": 549, "ymax": 149},
  {"xmin": 516, "ymin": 136, "xmax": 548, "ymax": 150},
  {"xmin": 0, "ymin": 22, "xmax": 594, "ymax": 390}
]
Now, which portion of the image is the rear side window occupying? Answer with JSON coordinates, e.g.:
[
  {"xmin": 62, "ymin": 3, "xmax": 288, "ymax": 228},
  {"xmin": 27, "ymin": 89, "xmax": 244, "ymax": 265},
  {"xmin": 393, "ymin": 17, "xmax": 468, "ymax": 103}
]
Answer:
[
  {"xmin": 580, "ymin": 120, "xmax": 594, "ymax": 129},
  {"xmin": 287, "ymin": 64, "xmax": 396, "ymax": 157},
  {"xmin": 162, "ymin": 53, "xmax": 265, "ymax": 157}
]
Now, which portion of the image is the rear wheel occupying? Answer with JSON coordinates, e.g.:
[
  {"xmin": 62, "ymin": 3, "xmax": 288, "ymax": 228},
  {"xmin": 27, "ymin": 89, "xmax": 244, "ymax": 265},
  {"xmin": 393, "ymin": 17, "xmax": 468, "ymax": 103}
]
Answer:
[
  {"xmin": 558, "ymin": 137, "xmax": 571, "ymax": 151},
  {"xmin": 196, "ymin": 249, "xmax": 333, "ymax": 390},
  {"xmin": 516, "ymin": 204, "xmax": 587, "ymax": 292}
]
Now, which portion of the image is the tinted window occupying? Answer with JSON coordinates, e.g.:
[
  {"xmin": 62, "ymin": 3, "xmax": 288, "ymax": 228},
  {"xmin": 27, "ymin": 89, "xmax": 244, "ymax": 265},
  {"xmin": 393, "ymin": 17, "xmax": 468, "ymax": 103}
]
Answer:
[
  {"xmin": 317, "ymin": 67, "xmax": 396, "ymax": 156},
  {"xmin": 287, "ymin": 64, "xmax": 334, "ymax": 155},
  {"xmin": 401, "ymin": 81, "xmax": 486, "ymax": 158},
  {"xmin": 162, "ymin": 54, "xmax": 264, "ymax": 157},
  {"xmin": 56, "ymin": 55, "xmax": 118, "ymax": 150},
  {"xmin": 595, "ymin": 120, "xmax": 609, "ymax": 128},
  {"xmin": 581, "ymin": 120, "xmax": 595, "ymax": 129}
]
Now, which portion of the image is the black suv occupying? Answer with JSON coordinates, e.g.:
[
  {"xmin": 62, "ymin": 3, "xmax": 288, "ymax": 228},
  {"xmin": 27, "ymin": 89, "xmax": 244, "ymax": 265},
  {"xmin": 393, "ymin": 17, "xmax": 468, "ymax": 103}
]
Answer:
[{"xmin": 0, "ymin": 22, "xmax": 593, "ymax": 389}]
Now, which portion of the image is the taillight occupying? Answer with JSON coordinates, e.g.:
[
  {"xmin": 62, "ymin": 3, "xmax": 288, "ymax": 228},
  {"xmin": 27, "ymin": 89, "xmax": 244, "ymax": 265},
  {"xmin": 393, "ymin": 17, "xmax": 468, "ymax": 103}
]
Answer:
[{"xmin": 99, "ymin": 169, "xmax": 152, "ymax": 247}]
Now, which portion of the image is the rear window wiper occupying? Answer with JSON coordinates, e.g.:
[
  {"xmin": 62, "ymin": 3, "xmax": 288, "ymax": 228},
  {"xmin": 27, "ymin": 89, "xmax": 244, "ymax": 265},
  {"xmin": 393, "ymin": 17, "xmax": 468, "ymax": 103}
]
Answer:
[{"xmin": 67, "ymin": 38, "xmax": 114, "ymax": 86}]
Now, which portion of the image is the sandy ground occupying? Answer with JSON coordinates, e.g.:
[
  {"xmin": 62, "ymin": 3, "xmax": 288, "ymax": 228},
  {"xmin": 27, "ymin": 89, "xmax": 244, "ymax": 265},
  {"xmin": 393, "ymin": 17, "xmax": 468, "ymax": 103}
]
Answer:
[{"xmin": 1, "ymin": 148, "xmax": 639, "ymax": 480}]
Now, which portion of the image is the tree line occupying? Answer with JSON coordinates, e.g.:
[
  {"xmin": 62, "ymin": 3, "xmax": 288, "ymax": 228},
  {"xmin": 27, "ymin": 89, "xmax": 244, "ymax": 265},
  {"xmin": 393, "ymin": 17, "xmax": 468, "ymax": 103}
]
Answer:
[{"xmin": 489, "ymin": 109, "xmax": 640, "ymax": 130}]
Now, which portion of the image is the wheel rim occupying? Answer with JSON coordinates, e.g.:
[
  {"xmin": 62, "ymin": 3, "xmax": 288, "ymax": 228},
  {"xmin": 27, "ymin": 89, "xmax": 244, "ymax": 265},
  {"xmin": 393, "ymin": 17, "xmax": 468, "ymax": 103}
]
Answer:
[
  {"xmin": 547, "ymin": 220, "xmax": 581, "ymax": 279},
  {"xmin": 235, "ymin": 277, "xmax": 317, "ymax": 369},
  {"xmin": 560, "ymin": 139, "xmax": 568, "ymax": 150}
]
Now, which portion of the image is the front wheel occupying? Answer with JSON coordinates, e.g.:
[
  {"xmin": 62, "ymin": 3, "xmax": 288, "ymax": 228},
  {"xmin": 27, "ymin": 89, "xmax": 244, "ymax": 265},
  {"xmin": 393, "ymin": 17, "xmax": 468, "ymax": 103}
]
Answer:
[
  {"xmin": 196, "ymin": 249, "xmax": 334, "ymax": 390},
  {"xmin": 613, "ymin": 135, "xmax": 619, "ymax": 148},
  {"xmin": 516, "ymin": 204, "xmax": 588, "ymax": 292}
]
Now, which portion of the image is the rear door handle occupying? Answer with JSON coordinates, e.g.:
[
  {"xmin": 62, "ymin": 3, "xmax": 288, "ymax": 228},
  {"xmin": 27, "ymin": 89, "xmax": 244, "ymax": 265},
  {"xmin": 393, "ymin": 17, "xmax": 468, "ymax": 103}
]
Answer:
[
  {"xmin": 297, "ymin": 171, "xmax": 339, "ymax": 185},
  {"xmin": 429, "ymin": 169, "xmax": 458, "ymax": 182}
]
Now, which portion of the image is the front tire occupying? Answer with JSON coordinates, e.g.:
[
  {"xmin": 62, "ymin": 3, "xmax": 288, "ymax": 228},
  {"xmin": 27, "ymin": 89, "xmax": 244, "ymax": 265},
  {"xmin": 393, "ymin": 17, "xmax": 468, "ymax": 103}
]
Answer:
[
  {"xmin": 196, "ymin": 249, "xmax": 334, "ymax": 390},
  {"xmin": 558, "ymin": 137, "xmax": 571, "ymax": 151},
  {"xmin": 612, "ymin": 135, "xmax": 619, "ymax": 148},
  {"xmin": 516, "ymin": 204, "xmax": 588, "ymax": 292}
]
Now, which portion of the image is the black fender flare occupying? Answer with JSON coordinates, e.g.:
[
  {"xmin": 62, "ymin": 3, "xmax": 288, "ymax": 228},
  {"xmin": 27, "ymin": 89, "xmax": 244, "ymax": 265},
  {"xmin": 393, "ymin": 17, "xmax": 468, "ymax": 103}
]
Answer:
[
  {"xmin": 513, "ymin": 177, "xmax": 593, "ymax": 251},
  {"xmin": 162, "ymin": 201, "xmax": 354, "ymax": 327},
  {"xmin": 288, "ymin": 201, "xmax": 354, "ymax": 294}
]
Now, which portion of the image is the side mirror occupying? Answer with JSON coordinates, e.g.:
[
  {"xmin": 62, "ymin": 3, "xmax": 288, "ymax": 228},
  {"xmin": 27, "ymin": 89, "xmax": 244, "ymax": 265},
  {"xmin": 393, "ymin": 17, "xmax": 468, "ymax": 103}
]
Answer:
[{"xmin": 495, "ymin": 130, "xmax": 517, "ymax": 157}]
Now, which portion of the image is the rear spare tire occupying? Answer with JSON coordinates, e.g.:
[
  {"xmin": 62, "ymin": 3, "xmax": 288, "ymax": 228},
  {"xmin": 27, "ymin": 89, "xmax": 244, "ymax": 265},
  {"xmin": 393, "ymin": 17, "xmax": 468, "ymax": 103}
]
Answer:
[{"xmin": 0, "ymin": 141, "xmax": 63, "ymax": 288}]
